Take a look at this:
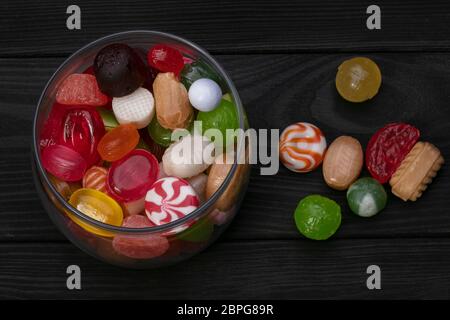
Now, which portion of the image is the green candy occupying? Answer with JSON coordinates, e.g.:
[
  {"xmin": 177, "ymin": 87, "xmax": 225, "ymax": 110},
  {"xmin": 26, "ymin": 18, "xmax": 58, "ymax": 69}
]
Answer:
[
  {"xmin": 181, "ymin": 60, "xmax": 224, "ymax": 90},
  {"xmin": 347, "ymin": 177, "xmax": 387, "ymax": 218},
  {"xmin": 196, "ymin": 98, "xmax": 240, "ymax": 147},
  {"xmin": 294, "ymin": 195, "xmax": 342, "ymax": 240},
  {"xmin": 97, "ymin": 107, "xmax": 119, "ymax": 130},
  {"xmin": 147, "ymin": 117, "xmax": 173, "ymax": 147}
]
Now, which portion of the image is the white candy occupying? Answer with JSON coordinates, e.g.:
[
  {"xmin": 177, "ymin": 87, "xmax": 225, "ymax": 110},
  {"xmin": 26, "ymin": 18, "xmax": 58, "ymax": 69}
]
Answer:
[
  {"xmin": 162, "ymin": 134, "xmax": 215, "ymax": 178},
  {"xmin": 112, "ymin": 87, "xmax": 155, "ymax": 129},
  {"xmin": 188, "ymin": 78, "xmax": 222, "ymax": 112}
]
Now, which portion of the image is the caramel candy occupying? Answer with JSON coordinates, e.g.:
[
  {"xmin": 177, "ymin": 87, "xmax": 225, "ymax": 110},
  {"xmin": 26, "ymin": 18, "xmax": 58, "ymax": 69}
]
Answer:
[
  {"xmin": 322, "ymin": 136, "xmax": 363, "ymax": 190},
  {"xmin": 153, "ymin": 72, "xmax": 193, "ymax": 130},
  {"xmin": 390, "ymin": 142, "xmax": 444, "ymax": 201}
]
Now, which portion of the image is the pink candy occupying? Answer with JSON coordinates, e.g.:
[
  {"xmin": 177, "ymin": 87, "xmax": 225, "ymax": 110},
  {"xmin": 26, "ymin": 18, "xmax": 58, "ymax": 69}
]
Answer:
[{"xmin": 41, "ymin": 144, "xmax": 87, "ymax": 181}]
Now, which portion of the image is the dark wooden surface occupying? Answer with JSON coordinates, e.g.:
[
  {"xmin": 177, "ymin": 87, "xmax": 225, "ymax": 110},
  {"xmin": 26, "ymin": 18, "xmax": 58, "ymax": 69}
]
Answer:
[{"xmin": 1, "ymin": 0, "xmax": 450, "ymax": 299}]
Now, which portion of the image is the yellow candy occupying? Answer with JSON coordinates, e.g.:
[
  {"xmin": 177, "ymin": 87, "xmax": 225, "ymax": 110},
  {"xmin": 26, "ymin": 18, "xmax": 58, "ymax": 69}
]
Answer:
[
  {"xmin": 335, "ymin": 57, "xmax": 382, "ymax": 103},
  {"xmin": 68, "ymin": 188, "xmax": 123, "ymax": 237}
]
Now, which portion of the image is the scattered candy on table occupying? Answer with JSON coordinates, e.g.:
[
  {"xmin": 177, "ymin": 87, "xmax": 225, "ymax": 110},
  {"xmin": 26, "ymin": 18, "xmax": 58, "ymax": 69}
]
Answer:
[
  {"xmin": 335, "ymin": 57, "xmax": 382, "ymax": 102},
  {"xmin": 322, "ymin": 135, "xmax": 363, "ymax": 190},
  {"xmin": 294, "ymin": 195, "xmax": 342, "ymax": 240},
  {"xmin": 112, "ymin": 87, "xmax": 155, "ymax": 129},
  {"xmin": 390, "ymin": 141, "xmax": 444, "ymax": 201},
  {"xmin": 145, "ymin": 177, "xmax": 200, "ymax": 233},
  {"xmin": 279, "ymin": 122, "xmax": 327, "ymax": 173},
  {"xmin": 188, "ymin": 78, "xmax": 222, "ymax": 112},
  {"xmin": 347, "ymin": 177, "xmax": 387, "ymax": 217}
]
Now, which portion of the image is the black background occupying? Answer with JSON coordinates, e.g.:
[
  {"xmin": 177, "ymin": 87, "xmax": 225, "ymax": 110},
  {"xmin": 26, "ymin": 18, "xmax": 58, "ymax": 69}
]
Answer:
[{"xmin": 1, "ymin": 0, "xmax": 450, "ymax": 299}]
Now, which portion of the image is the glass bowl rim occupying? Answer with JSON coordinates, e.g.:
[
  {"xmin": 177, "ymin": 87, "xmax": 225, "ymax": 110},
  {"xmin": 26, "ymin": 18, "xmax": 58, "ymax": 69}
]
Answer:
[{"xmin": 32, "ymin": 30, "xmax": 246, "ymax": 235}]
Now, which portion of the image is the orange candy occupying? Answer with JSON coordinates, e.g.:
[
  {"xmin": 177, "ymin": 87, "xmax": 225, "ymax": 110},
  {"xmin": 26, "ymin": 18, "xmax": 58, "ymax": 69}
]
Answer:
[
  {"xmin": 82, "ymin": 166, "xmax": 108, "ymax": 192},
  {"xmin": 97, "ymin": 124, "xmax": 139, "ymax": 161}
]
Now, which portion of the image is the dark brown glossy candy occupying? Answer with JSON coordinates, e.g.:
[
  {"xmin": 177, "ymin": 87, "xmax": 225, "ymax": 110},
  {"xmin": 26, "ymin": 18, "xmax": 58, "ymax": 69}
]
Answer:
[{"xmin": 94, "ymin": 43, "xmax": 148, "ymax": 97}]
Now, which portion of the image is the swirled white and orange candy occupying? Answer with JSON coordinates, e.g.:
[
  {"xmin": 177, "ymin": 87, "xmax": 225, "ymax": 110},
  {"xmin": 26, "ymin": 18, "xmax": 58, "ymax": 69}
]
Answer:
[
  {"xmin": 145, "ymin": 177, "xmax": 200, "ymax": 233},
  {"xmin": 279, "ymin": 122, "xmax": 327, "ymax": 173}
]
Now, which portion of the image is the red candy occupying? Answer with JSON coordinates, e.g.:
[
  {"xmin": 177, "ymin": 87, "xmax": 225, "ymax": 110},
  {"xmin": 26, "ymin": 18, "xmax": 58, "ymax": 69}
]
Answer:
[
  {"xmin": 147, "ymin": 44, "xmax": 184, "ymax": 76},
  {"xmin": 59, "ymin": 108, "xmax": 105, "ymax": 167},
  {"xmin": 366, "ymin": 123, "xmax": 420, "ymax": 184},
  {"xmin": 112, "ymin": 215, "xmax": 169, "ymax": 259},
  {"xmin": 42, "ymin": 144, "xmax": 87, "ymax": 181},
  {"xmin": 56, "ymin": 74, "xmax": 109, "ymax": 107},
  {"xmin": 107, "ymin": 149, "xmax": 159, "ymax": 202},
  {"xmin": 40, "ymin": 103, "xmax": 65, "ymax": 150}
]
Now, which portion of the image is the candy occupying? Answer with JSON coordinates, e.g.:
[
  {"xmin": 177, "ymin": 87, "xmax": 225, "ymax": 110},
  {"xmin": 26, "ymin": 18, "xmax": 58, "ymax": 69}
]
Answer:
[
  {"xmin": 48, "ymin": 174, "xmax": 81, "ymax": 200},
  {"xmin": 68, "ymin": 188, "xmax": 123, "ymax": 237},
  {"xmin": 162, "ymin": 134, "xmax": 215, "ymax": 179},
  {"xmin": 145, "ymin": 177, "xmax": 200, "ymax": 230},
  {"xmin": 56, "ymin": 74, "xmax": 109, "ymax": 106},
  {"xmin": 187, "ymin": 173, "xmax": 208, "ymax": 203},
  {"xmin": 294, "ymin": 195, "xmax": 341, "ymax": 240},
  {"xmin": 97, "ymin": 124, "xmax": 140, "ymax": 162},
  {"xmin": 97, "ymin": 107, "xmax": 119, "ymax": 130},
  {"xmin": 322, "ymin": 136, "xmax": 363, "ymax": 190},
  {"xmin": 94, "ymin": 43, "xmax": 147, "ymax": 97},
  {"xmin": 335, "ymin": 57, "xmax": 382, "ymax": 103},
  {"xmin": 366, "ymin": 123, "xmax": 420, "ymax": 184},
  {"xmin": 112, "ymin": 87, "xmax": 155, "ymax": 129},
  {"xmin": 147, "ymin": 44, "xmax": 184, "ymax": 76},
  {"xmin": 40, "ymin": 103, "xmax": 65, "ymax": 150},
  {"xmin": 121, "ymin": 197, "xmax": 145, "ymax": 216},
  {"xmin": 177, "ymin": 217, "xmax": 214, "ymax": 243},
  {"xmin": 82, "ymin": 166, "xmax": 108, "ymax": 193},
  {"xmin": 196, "ymin": 98, "xmax": 240, "ymax": 147},
  {"xmin": 59, "ymin": 108, "xmax": 105, "ymax": 167},
  {"xmin": 112, "ymin": 215, "xmax": 169, "ymax": 259},
  {"xmin": 347, "ymin": 177, "xmax": 387, "ymax": 217},
  {"xmin": 390, "ymin": 142, "xmax": 444, "ymax": 201},
  {"xmin": 42, "ymin": 144, "xmax": 87, "ymax": 181},
  {"xmin": 153, "ymin": 72, "xmax": 194, "ymax": 130},
  {"xmin": 279, "ymin": 122, "xmax": 327, "ymax": 173},
  {"xmin": 107, "ymin": 149, "xmax": 159, "ymax": 202},
  {"xmin": 147, "ymin": 116, "xmax": 173, "ymax": 147},
  {"xmin": 206, "ymin": 152, "xmax": 248, "ymax": 211},
  {"xmin": 188, "ymin": 78, "xmax": 222, "ymax": 112},
  {"xmin": 181, "ymin": 60, "xmax": 224, "ymax": 90}
]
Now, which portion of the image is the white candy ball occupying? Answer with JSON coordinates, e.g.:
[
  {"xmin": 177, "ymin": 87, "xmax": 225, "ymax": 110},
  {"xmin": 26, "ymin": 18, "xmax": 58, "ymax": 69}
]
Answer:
[
  {"xmin": 112, "ymin": 87, "xmax": 155, "ymax": 129},
  {"xmin": 188, "ymin": 78, "xmax": 222, "ymax": 112}
]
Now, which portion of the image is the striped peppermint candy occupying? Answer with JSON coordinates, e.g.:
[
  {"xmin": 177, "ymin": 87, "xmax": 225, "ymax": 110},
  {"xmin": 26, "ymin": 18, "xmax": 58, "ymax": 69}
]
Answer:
[
  {"xmin": 279, "ymin": 122, "xmax": 327, "ymax": 173},
  {"xmin": 145, "ymin": 177, "xmax": 199, "ymax": 233}
]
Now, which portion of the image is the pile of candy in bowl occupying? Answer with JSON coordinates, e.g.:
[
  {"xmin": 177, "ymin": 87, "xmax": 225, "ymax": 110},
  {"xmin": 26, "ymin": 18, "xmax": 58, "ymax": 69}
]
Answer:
[{"xmin": 34, "ymin": 34, "xmax": 249, "ymax": 268}]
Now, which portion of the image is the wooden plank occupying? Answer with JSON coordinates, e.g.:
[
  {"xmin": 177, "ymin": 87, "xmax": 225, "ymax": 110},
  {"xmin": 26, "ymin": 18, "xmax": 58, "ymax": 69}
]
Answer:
[
  {"xmin": 1, "ymin": 240, "xmax": 450, "ymax": 299},
  {"xmin": 0, "ymin": 54, "xmax": 449, "ymax": 242},
  {"xmin": 1, "ymin": 0, "xmax": 450, "ymax": 56}
]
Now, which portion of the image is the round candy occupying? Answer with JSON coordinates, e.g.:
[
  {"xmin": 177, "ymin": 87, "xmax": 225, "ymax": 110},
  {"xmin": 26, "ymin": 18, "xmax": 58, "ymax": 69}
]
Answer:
[
  {"xmin": 42, "ymin": 144, "xmax": 87, "ymax": 182},
  {"xmin": 181, "ymin": 59, "xmax": 224, "ymax": 90},
  {"xmin": 82, "ymin": 166, "xmax": 108, "ymax": 193},
  {"xmin": 97, "ymin": 124, "xmax": 140, "ymax": 162},
  {"xmin": 94, "ymin": 43, "xmax": 148, "ymax": 97},
  {"xmin": 188, "ymin": 78, "xmax": 222, "ymax": 112},
  {"xmin": 162, "ymin": 134, "xmax": 215, "ymax": 179},
  {"xmin": 107, "ymin": 149, "xmax": 159, "ymax": 202},
  {"xmin": 147, "ymin": 44, "xmax": 184, "ymax": 76},
  {"xmin": 56, "ymin": 73, "xmax": 108, "ymax": 107},
  {"xmin": 147, "ymin": 116, "xmax": 173, "ymax": 147},
  {"xmin": 279, "ymin": 122, "xmax": 327, "ymax": 173},
  {"xmin": 59, "ymin": 108, "xmax": 105, "ymax": 167},
  {"xmin": 112, "ymin": 215, "xmax": 169, "ymax": 259},
  {"xmin": 112, "ymin": 87, "xmax": 155, "ymax": 129},
  {"xmin": 145, "ymin": 177, "xmax": 200, "ymax": 230},
  {"xmin": 335, "ymin": 57, "xmax": 382, "ymax": 103},
  {"xmin": 366, "ymin": 123, "xmax": 420, "ymax": 184},
  {"xmin": 196, "ymin": 98, "xmax": 239, "ymax": 147},
  {"xmin": 347, "ymin": 177, "xmax": 387, "ymax": 218},
  {"xmin": 68, "ymin": 188, "xmax": 123, "ymax": 237},
  {"xmin": 294, "ymin": 195, "xmax": 341, "ymax": 240}
]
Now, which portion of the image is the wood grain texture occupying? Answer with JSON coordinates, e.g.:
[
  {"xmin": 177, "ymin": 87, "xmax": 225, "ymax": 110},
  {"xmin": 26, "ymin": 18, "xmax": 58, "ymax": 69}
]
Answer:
[
  {"xmin": 1, "ymin": 0, "xmax": 450, "ymax": 56},
  {"xmin": 1, "ymin": 240, "xmax": 450, "ymax": 299},
  {"xmin": 0, "ymin": 54, "xmax": 449, "ymax": 242}
]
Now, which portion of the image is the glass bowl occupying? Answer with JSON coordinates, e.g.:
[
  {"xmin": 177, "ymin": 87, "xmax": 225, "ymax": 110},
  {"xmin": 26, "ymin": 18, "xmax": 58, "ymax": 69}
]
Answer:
[{"xmin": 32, "ymin": 31, "xmax": 250, "ymax": 269}]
